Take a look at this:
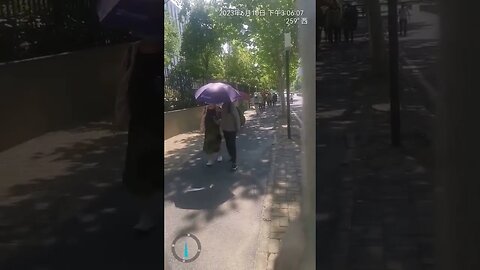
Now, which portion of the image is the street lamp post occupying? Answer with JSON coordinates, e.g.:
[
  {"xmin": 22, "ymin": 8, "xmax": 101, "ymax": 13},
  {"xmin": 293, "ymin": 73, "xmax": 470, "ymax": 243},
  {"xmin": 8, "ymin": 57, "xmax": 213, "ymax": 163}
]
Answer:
[{"xmin": 285, "ymin": 32, "xmax": 292, "ymax": 139}]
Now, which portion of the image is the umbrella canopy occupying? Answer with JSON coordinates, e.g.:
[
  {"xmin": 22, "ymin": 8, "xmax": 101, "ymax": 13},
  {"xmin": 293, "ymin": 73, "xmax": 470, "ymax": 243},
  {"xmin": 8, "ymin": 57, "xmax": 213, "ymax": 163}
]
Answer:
[
  {"xmin": 195, "ymin": 83, "xmax": 241, "ymax": 104},
  {"xmin": 97, "ymin": 0, "xmax": 162, "ymax": 39}
]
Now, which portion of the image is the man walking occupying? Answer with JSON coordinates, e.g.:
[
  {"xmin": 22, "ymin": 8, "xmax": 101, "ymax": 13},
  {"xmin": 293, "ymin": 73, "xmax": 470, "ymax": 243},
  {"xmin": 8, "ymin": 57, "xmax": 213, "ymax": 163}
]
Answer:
[
  {"xmin": 342, "ymin": 3, "xmax": 358, "ymax": 43},
  {"xmin": 399, "ymin": 4, "xmax": 410, "ymax": 37}
]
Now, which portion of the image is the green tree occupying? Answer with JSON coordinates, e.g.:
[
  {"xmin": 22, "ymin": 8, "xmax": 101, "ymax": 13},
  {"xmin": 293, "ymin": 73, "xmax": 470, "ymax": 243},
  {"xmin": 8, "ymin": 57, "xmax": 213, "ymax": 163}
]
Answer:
[
  {"xmin": 166, "ymin": 60, "xmax": 196, "ymax": 110},
  {"xmin": 181, "ymin": 6, "xmax": 222, "ymax": 83},
  {"xmin": 218, "ymin": 0, "xmax": 299, "ymax": 114},
  {"xmin": 164, "ymin": 11, "xmax": 180, "ymax": 67},
  {"xmin": 223, "ymin": 41, "xmax": 256, "ymax": 86}
]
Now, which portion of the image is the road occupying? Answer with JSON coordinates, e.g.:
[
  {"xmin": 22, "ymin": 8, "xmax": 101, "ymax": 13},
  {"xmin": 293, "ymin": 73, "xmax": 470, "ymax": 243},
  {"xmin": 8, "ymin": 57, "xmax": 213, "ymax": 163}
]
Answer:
[{"xmin": 164, "ymin": 108, "xmax": 277, "ymax": 270}]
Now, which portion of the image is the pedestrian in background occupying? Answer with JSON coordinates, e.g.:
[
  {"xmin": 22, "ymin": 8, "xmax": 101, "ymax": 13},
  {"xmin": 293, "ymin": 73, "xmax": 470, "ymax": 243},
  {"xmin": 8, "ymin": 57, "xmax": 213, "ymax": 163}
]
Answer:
[
  {"xmin": 317, "ymin": 3, "xmax": 327, "ymax": 46},
  {"xmin": 254, "ymin": 93, "xmax": 261, "ymax": 115},
  {"xmin": 326, "ymin": 2, "xmax": 342, "ymax": 44},
  {"xmin": 119, "ymin": 38, "xmax": 162, "ymax": 233},
  {"xmin": 272, "ymin": 92, "xmax": 278, "ymax": 107},
  {"xmin": 220, "ymin": 101, "xmax": 241, "ymax": 171},
  {"xmin": 343, "ymin": 3, "xmax": 358, "ymax": 43},
  {"xmin": 399, "ymin": 4, "xmax": 410, "ymax": 36},
  {"xmin": 259, "ymin": 92, "xmax": 265, "ymax": 111},
  {"xmin": 200, "ymin": 104, "xmax": 223, "ymax": 166}
]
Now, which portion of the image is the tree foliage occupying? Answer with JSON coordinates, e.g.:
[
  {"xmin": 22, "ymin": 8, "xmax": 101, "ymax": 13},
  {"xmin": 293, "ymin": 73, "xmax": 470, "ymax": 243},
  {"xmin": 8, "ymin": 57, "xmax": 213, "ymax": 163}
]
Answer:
[
  {"xmin": 180, "ymin": 5, "xmax": 222, "ymax": 82},
  {"xmin": 165, "ymin": 61, "xmax": 197, "ymax": 111},
  {"xmin": 164, "ymin": 11, "xmax": 180, "ymax": 67},
  {"xmin": 170, "ymin": 0, "xmax": 301, "ymax": 111}
]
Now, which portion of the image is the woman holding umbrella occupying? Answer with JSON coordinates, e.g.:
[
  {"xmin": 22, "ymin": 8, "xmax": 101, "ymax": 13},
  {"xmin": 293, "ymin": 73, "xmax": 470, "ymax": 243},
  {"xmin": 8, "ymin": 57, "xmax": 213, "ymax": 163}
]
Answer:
[
  {"xmin": 195, "ymin": 83, "xmax": 242, "ymax": 171},
  {"xmin": 200, "ymin": 104, "xmax": 223, "ymax": 166}
]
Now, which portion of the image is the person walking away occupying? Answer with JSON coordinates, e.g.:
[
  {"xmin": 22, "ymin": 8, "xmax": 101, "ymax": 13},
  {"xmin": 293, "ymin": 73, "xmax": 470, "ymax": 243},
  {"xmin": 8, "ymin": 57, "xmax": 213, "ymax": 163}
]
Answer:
[
  {"xmin": 259, "ymin": 93, "xmax": 265, "ymax": 111},
  {"xmin": 272, "ymin": 93, "xmax": 278, "ymax": 107},
  {"xmin": 317, "ymin": 3, "xmax": 326, "ymax": 48},
  {"xmin": 399, "ymin": 4, "xmax": 410, "ymax": 37},
  {"xmin": 220, "ymin": 101, "xmax": 241, "ymax": 171},
  {"xmin": 325, "ymin": 6, "xmax": 335, "ymax": 44},
  {"xmin": 332, "ymin": 4, "xmax": 342, "ymax": 43},
  {"xmin": 254, "ymin": 93, "xmax": 261, "ymax": 115},
  {"xmin": 343, "ymin": 3, "xmax": 358, "ymax": 43},
  {"xmin": 267, "ymin": 93, "xmax": 273, "ymax": 107},
  {"xmin": 200, "ymin": 104, "xmax": 223, "ymax": 166},
  {"xmin": 262, "ymin": 92, "xmax": 268, "ymax": 110},
  {"xmin": 120, "ymin": 39, "xmax": 162, "ymax": 233}
]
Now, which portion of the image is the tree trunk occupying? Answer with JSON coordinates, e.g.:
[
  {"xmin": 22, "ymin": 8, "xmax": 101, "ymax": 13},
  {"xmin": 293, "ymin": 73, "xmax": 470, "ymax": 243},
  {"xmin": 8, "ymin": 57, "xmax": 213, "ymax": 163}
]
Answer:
[
  {"xmin": 436, "ymin": 0, "xmax": 480, "ymax": 269},
  {"xmin": 365, "ymin": 0, "xmax": 387, "ymax": 77}
]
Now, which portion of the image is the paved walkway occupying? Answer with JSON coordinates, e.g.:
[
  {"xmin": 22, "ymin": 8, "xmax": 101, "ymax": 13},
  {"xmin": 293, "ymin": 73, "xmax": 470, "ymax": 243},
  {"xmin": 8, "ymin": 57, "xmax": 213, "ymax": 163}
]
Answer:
[
  {"xmin": 316, "ymin": 7, "xmax": 436, "ymax": 270},
  {"xmin": 254, "ymin": 111, "xmax": 303, "ymax": 270},
  {"xmin": 0, "ymin": 103, "xmax": 302, "ymax": 270},
  {"xmin": 163, "ymin": 104, "xmax": 302, "ymax": 270}
]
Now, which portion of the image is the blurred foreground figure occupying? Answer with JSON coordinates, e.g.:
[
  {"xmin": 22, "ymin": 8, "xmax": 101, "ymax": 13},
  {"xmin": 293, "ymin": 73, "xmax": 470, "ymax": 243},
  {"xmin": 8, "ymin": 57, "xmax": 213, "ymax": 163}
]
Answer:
[
  {"xmin": 116, "ymin": 39, "xmax": 162, "ymax": 232},
  {"xmin": 436, "ymin": 0, "xmax": 480, "ymax": 269}
]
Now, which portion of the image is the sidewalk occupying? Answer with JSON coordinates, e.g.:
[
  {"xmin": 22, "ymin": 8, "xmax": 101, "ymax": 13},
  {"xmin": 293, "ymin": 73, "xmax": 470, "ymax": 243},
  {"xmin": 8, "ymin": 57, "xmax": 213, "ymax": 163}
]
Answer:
[
  {"xmin": 254, "ymin": 113, "xmax": 303, "ymax": 270},
  {"xmin": 164, "ymin": 105, "xmax": 304, "ymax": 270},
  {"xmin": 316, "ymin": 35, "xmax": 434, "ymax": 269}
]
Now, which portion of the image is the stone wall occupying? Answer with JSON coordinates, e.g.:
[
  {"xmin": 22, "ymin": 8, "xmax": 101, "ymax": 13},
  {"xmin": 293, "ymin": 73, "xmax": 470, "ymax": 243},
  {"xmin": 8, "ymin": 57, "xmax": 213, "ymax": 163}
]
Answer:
[
  {"xmin": 0, "ymin": 44, "xmax": 129, "ymax": 151},
  {"xmin": 164, "ymin": 106, "xmax": 204, "ymax": 140}
]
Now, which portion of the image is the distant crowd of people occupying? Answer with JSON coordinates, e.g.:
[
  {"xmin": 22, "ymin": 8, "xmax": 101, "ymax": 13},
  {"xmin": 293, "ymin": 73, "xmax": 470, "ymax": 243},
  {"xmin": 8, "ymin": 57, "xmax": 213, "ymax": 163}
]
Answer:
[
  {"xmin": 251, "ymin": 92, "xmax": 278, "ymax": 115},
  {"xmin": 317, "ymin": 2, "xmax": 412, "ymax": 45},
  {"xmin": 317, "ymin": 2, "xmax": 359, "ymax": 44}
]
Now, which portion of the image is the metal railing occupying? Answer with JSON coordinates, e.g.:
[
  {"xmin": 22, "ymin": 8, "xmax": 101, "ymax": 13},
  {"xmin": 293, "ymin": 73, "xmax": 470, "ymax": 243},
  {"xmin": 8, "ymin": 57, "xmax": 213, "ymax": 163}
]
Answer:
[{"xmin": 0, "ymin": 0, "xmax": 135, "ymax": 63}]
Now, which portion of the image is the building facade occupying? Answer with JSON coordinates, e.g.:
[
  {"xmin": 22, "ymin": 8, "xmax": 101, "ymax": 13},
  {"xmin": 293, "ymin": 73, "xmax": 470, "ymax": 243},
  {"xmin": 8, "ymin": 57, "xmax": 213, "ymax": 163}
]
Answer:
[{"xmin": 164, "ymin": 0, "xmax": 186, "ymax": 75}]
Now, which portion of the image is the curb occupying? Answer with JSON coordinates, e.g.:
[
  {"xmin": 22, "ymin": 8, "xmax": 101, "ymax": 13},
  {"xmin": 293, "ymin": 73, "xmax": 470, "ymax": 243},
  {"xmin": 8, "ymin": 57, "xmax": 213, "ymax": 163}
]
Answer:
[
  {"xmin": 254, "ymin": 115, "xmax": 281, "ymax": 270},
  {"xmin": 253, "ymin": 111, "xmax": 303, "ymax": 270}
]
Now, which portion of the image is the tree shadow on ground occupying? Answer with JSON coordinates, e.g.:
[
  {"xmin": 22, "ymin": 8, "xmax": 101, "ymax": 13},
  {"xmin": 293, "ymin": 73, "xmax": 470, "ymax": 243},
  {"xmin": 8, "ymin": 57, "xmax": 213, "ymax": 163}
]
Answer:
[
  {"xmin": 317, "ymin": 28, "xmax": 435, "ymax": 268},
  {"xmin": 0, "ymin": 122, "xmax": 168, "ymax": 269},
  {"xmin": 163, "ymin": 109, "xmax": 277, "ymax": 237}
]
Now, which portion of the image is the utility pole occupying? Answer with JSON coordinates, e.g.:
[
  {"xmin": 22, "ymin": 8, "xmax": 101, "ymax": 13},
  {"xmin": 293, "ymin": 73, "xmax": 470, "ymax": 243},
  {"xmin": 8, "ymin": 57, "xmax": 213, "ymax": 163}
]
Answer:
[
  {"xmin": 388, "ymin": 0, "xmax": 401, "ymax": 146},
  {"xmin": 285, "ymin": 32, "xmax": 292, "ymax": 139}
]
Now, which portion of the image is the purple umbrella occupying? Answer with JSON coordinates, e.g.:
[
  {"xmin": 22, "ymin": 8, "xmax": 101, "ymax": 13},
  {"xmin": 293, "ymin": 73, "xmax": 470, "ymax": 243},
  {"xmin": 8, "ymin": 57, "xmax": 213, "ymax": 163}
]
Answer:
[
  {"xmin": 195, "ymin": 83, "xmax": 241, "ymax": 104},
  {"xmin": 97, "ymin": 0, "xmax": 162, "ymax": 38}
]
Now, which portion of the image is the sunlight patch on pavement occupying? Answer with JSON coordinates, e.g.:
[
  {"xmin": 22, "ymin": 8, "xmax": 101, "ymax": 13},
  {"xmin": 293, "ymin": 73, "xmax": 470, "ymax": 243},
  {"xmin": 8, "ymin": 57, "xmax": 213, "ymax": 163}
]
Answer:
[
  {"xmin": 101, "ymin": 208, "xmax": 117, "ymax": 214},
  {"xmin": 316, "ymin": 109, "xmax": 346, "ymax": 119},
  {"xmin": 43, "ymin": 237, "xmax": 57, "ymax": 246},
  {"xmin": 34, "ymin": 202, "xmax": 49, "ymax": 210},
  {"xmin": 78, "ymin": 214, "xmax": 96, "ymax": 223},
  {"xmin": 85, "ymin": 226, "xmax": 101, "ymax": 233},
  {"xmin": 79, "ymin": 195, "xmax": 97, "ymax": 200},
  {"xmin": 259, "ymin": 126, "xmax": 274, "ymax": 130},
  {"xmin": 92, "ymin": 182, "xmax": 112, "ymax": 188}
]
